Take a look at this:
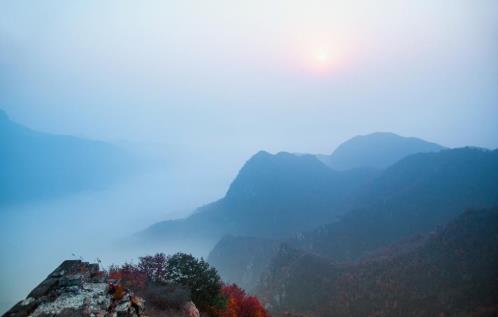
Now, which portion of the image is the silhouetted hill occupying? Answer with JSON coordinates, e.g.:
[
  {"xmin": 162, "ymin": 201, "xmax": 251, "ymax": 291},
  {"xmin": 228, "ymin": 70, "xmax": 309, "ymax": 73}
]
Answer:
[
  {"xmin": 141, "ymin": 133, "xmax": 443, "ymax": 247},
  {"xmin": 208, "ymin": 147, "xmax": 498, "ymax": 290},
  {"xmin": 291, "ymin": 147, "xmax": 498, "ymax": 261},
  {"xmin": 321, "ymin": 132, "xmax": 445, "ymax": 170},
  {"xmin": 258, "ymin": 207, "xmax": 498, "ymax": 317},
  {"xmin": 140, "ymin": 151, "xmax": 378, "ymax": 243},
  {"xmin": 0, "ymin": 109, "xmax": 135, "ymax": 205}
]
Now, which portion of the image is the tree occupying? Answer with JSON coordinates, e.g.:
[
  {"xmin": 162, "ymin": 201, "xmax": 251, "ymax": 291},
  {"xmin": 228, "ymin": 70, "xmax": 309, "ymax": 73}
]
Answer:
[
  {"xmin": 108, "ymin": 262, "xmax": 147, "ymax": 291},
  {"xmin": 109, "ymin": 253, "xmax": 227, "ymax": 315},
  {"xmin": 166, "ymin": 253, "xmax": 224, "ymax": 311},
  {"xmin": 138, "ymin": 253, "xmax": 168, "ymax": 283},
  {"xmin": 220, "ymin": 284, "xmax": 267, "ymax": 317}
]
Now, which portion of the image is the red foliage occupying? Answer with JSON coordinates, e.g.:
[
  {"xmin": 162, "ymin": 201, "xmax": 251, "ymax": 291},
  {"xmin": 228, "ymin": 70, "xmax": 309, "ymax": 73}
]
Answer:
[
  {"xmin": 219, "ymin": 284, "xmax": 267, "ymax": 317},
  {"xmin": 108, "ymin": 270, "xmax": 122, "ymax": 280},
  {"xmin": 108, "ymin": 263, "xmax": 147, "ymax": 291}
]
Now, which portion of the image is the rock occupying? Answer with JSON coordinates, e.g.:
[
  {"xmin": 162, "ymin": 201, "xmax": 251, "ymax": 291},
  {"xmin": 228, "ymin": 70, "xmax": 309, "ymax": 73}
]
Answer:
[
  {"xmin": 4, "ymin": 260, "xmax": 142, "ymax": 317},
  {"xmin": 3, "ymin": 299, "xmax": 38, "ymax": 317},
  {"xmin": 183, "ymin": 301, "xmax": 199, "ymax": 317},
  {"xmin": 5, "ymin": 259, "xmax": 202, "ymax": 317},
  {"xmin": 59, "ymin": 274, "xmax": 84, "ymax": 287},
  {"xmin": 27, "ymin": 278, "xmax": 59, "ymax": 299}
]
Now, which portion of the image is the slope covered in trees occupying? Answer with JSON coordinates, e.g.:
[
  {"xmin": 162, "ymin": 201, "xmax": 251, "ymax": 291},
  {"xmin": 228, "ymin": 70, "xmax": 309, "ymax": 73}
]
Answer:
[
  {"xmin": 290, "ymin": 147, "xmax": 498, "ymax": 261},
  {"xmin": 208, "ymin": 235, "xmax": 281, "ymax": 292},
  {"xmin": 259, "ymin": 207, "xmax": 498, "ymax": 317},
  {"xmin": 208, "ymin": 147, "xmax": 498, "ymax": 290}
]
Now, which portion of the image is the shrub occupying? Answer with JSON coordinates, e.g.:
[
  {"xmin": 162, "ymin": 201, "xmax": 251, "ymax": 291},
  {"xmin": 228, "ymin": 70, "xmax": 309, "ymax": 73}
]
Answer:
[
  {"xmin": 165, "ymin": 253, "xmax": 224, "ymax": 312},
  {"xmin": 219, "ymin": 284, "xmax": 267, "ymax": 317},
  {"xmin": 143, "ymin": 282, "xmax": 191, "ymax": 310},
  {"xmin": 108, "ymin": 263, "xmax": 147, "ymax": 291},
  {"xmin": 109, "ymin": 252, "xmax": 225, "ymax": 315},
  {"xmin": 138, "ymin": 253, "xmax": 169, "ymax": 283}
]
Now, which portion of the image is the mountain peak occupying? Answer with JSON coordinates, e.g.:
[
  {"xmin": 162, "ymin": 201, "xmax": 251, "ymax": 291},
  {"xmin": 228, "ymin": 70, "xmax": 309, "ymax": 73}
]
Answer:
[
  {"xmin": 325, "ymin": 132, "xmax": 445, "ymax": 170},
  {"xmin": 225, "ymin": 151, "xmax": 329, "ymax": 201},
  {"xmin": 251, "ymin": 150, "xmax": 271, "ymax": 158}
]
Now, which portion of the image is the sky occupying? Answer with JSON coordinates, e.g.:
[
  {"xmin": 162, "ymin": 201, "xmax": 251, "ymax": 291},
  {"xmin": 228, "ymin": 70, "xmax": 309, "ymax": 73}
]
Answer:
[
  {"xmin": 1, "ymin": 0, "xmax": 497, "ymax": 161},
  {"xmin": 0, "ymin": 0, "xmax": 498, "ymax": 178}
]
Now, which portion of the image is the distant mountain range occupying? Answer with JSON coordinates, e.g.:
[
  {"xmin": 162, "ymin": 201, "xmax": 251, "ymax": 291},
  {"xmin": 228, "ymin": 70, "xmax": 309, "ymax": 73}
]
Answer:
[
  {"xmin": 290, "ymin": 147, "xmax": 498, "ymax": 261},
  {"xmin": 138, "ymin": 131, "xmax": 498, "ymax": 316},
  {"xmin": 0, "ymin": 109, "xmax": 136, "ymax": 206},
  {"xmin": 140, "ymin": 151, "xmax": 379, "ymax": 246},
  {"xmin": 317, "ymin": 132, "xmax": 445, "ymax": 170},
  {"xmin": 5, "ymin": 113, "xmax": 497, "ymax": 317},
  {"xmin": 208, "ymin": 147, "xmax": 498, "ymax": 291},
  {"xmin": 258, "ymin": 207, "xmax": 498, "ymax": 317},
  {"xmin": 140, "ymin": 132, "xmax": 446, "ymax": 245}
]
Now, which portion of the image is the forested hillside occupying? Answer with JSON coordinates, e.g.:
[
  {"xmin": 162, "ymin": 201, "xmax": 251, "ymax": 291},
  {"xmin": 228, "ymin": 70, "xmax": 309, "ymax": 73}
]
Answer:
[
  {"xmin": 258, "ymin": 207, "xmax": 498, "ymax": 317},
  {"xmin": 208, "ymin": 147, "xmax": 498, "ymax": 291}
]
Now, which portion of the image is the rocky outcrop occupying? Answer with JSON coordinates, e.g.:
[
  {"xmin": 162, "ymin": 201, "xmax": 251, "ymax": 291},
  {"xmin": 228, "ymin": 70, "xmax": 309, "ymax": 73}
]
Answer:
[
  {"xmin": 4, "ymin": 260, "xmax": 145, "ymax": 317},
  {"xmin": 182, "ymin": 302, "xmax": 199, "ymax": 317}
]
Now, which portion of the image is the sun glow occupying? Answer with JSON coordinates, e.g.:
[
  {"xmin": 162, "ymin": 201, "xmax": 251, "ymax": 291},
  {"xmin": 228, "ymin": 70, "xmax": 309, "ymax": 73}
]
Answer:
[
  {"xmin": 306, "ymin": 47, "xmax": 338, "ymax": 74},
  {"xmin": 314, "ymin": 49, "xmax": 331, "ymax": 63},
  {"xmin": 299, "ymin": 41, "xmax": 348, "ymax": 74},
  {"xmin": 287, "ymin": 33, "xmax": 357, "ymax": 75},
  {"xmin": 296, "ymin": 34, "xmax": 358, "ymax": 75}
]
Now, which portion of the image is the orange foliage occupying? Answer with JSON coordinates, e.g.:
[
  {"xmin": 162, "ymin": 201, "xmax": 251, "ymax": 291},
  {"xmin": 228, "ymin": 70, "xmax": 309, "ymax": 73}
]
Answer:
[
  {"xmin": 219, "ymin": 284, "xmax": 267, "ymax": 317},
  {"xmin": 108, "ymin": 264, "xmax": 147, "ymax": 291}
]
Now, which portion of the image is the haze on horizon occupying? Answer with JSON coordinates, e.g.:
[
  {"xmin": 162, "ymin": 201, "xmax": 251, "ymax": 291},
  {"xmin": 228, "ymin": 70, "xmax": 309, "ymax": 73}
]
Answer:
[{"xmin": 1, "ymin": 0, "xmax": 497, "ymax": 159}]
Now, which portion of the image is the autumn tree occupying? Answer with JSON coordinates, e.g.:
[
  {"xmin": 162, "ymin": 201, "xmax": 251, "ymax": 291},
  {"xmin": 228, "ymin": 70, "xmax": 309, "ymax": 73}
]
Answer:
[
  {"xmin": 108, "ymin": 262, "xmax": 147, "ymax": 291},
  {"xmin": 220, "ymin": 284, "xmax": 267, "ymax": 317},
  {"xmin": 109, "ymin": 253, "xmax": 227, "ymax": 315}
]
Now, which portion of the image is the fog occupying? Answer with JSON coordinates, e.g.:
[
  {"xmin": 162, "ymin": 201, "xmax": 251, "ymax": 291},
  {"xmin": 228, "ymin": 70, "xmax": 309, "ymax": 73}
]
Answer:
[
  {"xmin": 1, "ymin": 0, "xmax": 498, "ymax": 314},
  {"xmin": 0, "ymin": 158, "xmax": 233, "ymax": 312}
]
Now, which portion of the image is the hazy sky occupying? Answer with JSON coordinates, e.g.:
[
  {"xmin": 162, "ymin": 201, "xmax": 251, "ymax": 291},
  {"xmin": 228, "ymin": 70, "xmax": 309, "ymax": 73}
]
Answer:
[{"xmin": 1, "ymin": 0, "xmax": 497, "ymax": 165}]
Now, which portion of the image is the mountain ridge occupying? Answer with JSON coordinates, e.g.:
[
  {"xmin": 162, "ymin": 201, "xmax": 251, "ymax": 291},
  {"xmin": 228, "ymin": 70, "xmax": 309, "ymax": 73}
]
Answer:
[
  {"xmin": 207, "ymin": 147, "xmax": 498, "ymax": 291},
  {"xmin": 0, "ymin": 109, "xmax": 136, "ymax": 206},
  {"xmin": 258, "ymin": 207, "xmax": 498, "ymax": 316},
  {"xmin": 320, "ymin": 132, "xmax": 445, "ymax": 170},
  {"xmin": 139, "ymin": 149, "xmax": 380, "ymax": 246}
]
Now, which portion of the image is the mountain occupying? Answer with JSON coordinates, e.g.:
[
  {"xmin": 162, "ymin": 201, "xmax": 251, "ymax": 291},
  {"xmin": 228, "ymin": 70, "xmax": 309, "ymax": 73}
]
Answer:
[
  {"xmin": 208, "ymin": 235, "xmax": 280, "ymax": 292},
  {"xmin": 0, "ymin": 109, "xmax": 135, "ymax": 206},
  {"xmin": 208, "ymin": 147, "xmax": 498, "ymax": 290},
  {"xmin": 140, "ymin": 151, "xmax": 379, "ymax": 244},
  {"xmin": 140, "ymin": 133, "xmax": 445, "ymax": 248},
  {"xmin": 258, "ymin": 207, "xmax": 498, "ymax": 317},
  {"xmin": 291, "ymin": 147, "xmax": 498, "ymax": 261},
  {"xmin": 320, "ymin": 132, "xmax": 445, "ymax": 170}
]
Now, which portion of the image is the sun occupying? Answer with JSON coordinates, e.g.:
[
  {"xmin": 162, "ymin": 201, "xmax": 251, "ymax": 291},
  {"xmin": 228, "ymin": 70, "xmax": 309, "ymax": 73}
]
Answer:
[
  {"xmin": 307, "ymin": 47, "xmax": 335, "ymax": 73},
  {"xmin": 292, "ymin": 38, "xmax": 352, "ymax": 75},
  {"xmin": 314, "ymin": 49, "xmax": 330, "ymax": 63}
]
